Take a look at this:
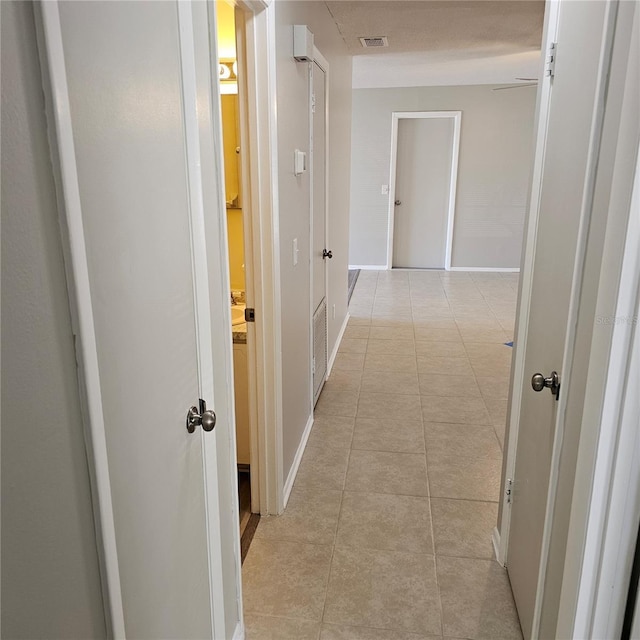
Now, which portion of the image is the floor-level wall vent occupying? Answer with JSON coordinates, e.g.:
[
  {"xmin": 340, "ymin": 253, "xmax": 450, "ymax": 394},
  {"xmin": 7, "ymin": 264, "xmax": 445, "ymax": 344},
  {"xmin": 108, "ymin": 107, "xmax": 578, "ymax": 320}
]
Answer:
[{"xmin": 313, "ymin": 299, "xmax": 327, "ymax": 406}]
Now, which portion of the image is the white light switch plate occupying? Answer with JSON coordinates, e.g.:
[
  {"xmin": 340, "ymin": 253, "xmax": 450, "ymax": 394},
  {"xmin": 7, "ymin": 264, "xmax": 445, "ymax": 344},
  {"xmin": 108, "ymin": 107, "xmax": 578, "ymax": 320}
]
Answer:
[{"xmin": 294, "ymin": 149, "xmax": 306, "ymax": 176}]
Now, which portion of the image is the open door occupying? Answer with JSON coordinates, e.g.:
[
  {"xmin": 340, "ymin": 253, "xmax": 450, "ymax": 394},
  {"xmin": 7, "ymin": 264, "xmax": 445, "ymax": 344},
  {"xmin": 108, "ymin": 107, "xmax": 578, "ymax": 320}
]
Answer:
[
  {"xmin": 505, "ymin": 1, "xmax": 625, "ymax": 638},
  {"xmin": 37, "ymin": 1, "xmax": 242, "ymax": 637}
]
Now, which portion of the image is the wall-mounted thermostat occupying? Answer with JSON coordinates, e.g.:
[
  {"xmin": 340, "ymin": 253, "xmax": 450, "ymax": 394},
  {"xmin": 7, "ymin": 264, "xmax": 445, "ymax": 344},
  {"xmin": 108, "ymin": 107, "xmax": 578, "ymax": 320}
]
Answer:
[
  {"xmin": 294, "ymin": 149, "xmax": 306, "ymax": 176},
  {"xmin": 293, "ymin": 25, "xmax": 314, "ymax": 62}
]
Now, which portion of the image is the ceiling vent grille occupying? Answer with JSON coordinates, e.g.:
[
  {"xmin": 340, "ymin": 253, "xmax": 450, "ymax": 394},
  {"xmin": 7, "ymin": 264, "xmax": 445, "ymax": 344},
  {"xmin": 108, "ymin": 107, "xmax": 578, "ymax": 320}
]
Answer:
[{"xmin": 359, "ymin": 36, "xmax": 388, "ymax": 48}]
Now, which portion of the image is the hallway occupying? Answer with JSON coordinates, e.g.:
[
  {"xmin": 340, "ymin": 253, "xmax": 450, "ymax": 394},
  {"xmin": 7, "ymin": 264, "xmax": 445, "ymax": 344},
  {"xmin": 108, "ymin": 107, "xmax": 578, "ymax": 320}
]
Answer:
[{"xmin": 242, "ymin": 270, "xmax": 522, "ymax": 639}]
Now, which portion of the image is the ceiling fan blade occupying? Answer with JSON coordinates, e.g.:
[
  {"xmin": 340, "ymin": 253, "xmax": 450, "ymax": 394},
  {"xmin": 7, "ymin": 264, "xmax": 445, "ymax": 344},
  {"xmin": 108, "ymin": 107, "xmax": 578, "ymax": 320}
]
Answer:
[{"xmin": 493, "ymin": 83, "xmax": 538, "ymax": 91}]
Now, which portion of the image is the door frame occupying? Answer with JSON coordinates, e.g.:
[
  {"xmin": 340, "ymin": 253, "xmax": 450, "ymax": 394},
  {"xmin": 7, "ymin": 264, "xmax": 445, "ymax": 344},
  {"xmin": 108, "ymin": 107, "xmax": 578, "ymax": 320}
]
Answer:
[
  {"xmin": 558, "ymin": 6, "xmax": 639, "ymax": 633},
  {"xmin": 310, "ymin": 46, "xmax": 330, "ymax": 407},
  {"xmin": 35, "ymin": 1, "xmax": 245, "ymax": 636},
  {"xmin": 234, "ymin": 0, "xmax": 284, "ymax": 515},
  {"xmin": 570, "ymin": 137, "xmax": 640, "ymax": 640},
  {"xmin": 386, "ymin": 111, "xmax": 461, "ymax": 270}
]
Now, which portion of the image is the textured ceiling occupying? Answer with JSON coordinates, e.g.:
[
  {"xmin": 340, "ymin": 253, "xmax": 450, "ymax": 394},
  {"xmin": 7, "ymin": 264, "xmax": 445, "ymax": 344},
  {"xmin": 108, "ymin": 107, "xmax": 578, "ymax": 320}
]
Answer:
[{"xmin": 324, "ymin": 1, "xmax": 545, "ymax": 56}]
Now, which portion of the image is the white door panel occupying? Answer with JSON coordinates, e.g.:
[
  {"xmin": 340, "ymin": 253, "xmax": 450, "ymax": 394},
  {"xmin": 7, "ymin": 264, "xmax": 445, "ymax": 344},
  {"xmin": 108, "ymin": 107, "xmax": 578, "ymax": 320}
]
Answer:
[
  {"xmin": 41, "ymin": 1, "xmax": 235, "ymax": 637},
  {"xmin": 312, "ymin": 58, "xmax": 327, "ymax": 403},
  {"xmin": 507, "ymin": 2, "xmax": 612, "ymax": 637},
  {"xmin": 312, "ymin": 61, "xmax": 327, "ymax": 313},
  {"xmin": 393, "ymin": 117, "xmax": 454, "ymax": 269}
]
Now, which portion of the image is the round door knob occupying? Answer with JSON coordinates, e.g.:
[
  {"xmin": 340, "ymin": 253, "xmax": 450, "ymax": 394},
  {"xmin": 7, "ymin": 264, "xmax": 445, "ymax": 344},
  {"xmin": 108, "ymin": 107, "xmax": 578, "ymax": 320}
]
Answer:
[
  {"xmin": 201, "ymin": 410, "xmax": 217, "ymax": 432},
  {"xmin": 186, "ymin": 405, "xmax": 217, "ymax": 433},
  {"xmin": 186, "ymin": 406, "xmax": 201, "ymax": 433},
  {"xmin": 531, "ymin": 373, "xmax": 546, "ymax": 392},
  {"xmin": 531, "ymin": 371, "xmax": 560, "ymax": 398}
]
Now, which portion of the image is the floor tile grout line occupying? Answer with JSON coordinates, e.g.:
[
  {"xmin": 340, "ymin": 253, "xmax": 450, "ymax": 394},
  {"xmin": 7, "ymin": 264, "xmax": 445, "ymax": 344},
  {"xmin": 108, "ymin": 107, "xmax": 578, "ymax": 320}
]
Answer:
[
  {"xmin": 410, "ymin": 281, "xmax": 446, "ymax": 638},
  {"xmin": 318, "ymin": 457, "xmax": 347, "ymax": 627},
  {"xmin": 317, "ymin": 271, "xmax": 374, "ymax": 625}
]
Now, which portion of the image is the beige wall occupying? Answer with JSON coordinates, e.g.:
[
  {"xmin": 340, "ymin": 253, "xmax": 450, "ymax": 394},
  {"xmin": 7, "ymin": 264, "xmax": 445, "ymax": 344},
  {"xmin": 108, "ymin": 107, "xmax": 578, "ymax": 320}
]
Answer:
[
  {"xmin": 274, "ymin": 1, "xmax": 352, "ymax": 478},
  {"xmin": 1, "ymin": 2, "xmax": 106, "ymax": 637},
  {"xmin": 349, "ymin": 85, "xmax": 536, "ymax": 268}
]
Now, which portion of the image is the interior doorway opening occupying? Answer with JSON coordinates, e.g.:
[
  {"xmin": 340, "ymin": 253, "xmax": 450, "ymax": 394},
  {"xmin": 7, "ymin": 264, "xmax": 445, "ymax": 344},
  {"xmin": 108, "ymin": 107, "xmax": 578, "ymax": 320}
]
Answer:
[{"xmin": 216, "ymin": 0, "xmax": 260, "ymax": 560}]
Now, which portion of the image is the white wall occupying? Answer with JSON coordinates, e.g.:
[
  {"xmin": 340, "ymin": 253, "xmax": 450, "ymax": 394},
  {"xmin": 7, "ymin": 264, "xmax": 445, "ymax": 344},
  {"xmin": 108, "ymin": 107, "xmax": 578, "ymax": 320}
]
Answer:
[
  {"xmin": 0, "ymin": 2, "xmax": 106, "ymax": 637},
  {"xmin": 274, "ymin": 2, "xmax": 352, "ymax": 478},
  {"xmin": 349, "ymin": 85, "xmax": 536, "ymax": 269}
]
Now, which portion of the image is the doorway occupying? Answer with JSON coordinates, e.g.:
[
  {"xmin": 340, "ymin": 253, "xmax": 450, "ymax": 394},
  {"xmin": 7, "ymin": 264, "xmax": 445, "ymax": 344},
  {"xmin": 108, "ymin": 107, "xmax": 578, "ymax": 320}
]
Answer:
[
  {"xmin": 216, "ymin": 1, "xmax": 260, "ymax": 556},
  {"xmin": 388, "ymin": 111, "xmax": 461, "ymax": 270}
]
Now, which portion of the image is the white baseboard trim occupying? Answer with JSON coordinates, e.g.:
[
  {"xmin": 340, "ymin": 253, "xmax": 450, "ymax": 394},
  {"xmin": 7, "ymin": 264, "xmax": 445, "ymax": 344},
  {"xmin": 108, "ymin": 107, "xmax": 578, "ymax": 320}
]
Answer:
[
  {"xmin": 492, "ymin": 526, "xmax": 505, "ymax": 566},
  {"xmin": 282, "ymin": 413, "xmax": 314, "ymax": 508},
  {"xmin": 449, "ymin": 267, "xmax": 521, "ymax": 273},
  {"xmin": 348, "ymin": 264, "xmax": 387, "ymax": 270},
  {"xmin": 328, "ymin": 312, "xmax": 350, "ymax": 377},
  {"xmin": 232, "ymin": 621, "xmax": 245, "ymax": 640}
]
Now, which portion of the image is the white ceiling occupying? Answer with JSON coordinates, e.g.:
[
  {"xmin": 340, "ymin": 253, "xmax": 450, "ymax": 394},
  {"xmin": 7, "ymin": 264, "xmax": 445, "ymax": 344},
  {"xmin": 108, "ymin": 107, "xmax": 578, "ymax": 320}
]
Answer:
[{"xmin": 323, "ymin": 0, "xmax": 546, "ymax": 87}]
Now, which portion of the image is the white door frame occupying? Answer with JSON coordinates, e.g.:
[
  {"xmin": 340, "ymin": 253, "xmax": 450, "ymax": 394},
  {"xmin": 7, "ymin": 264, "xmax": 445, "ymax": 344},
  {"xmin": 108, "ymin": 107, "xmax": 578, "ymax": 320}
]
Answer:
[
  {"xmin": 234, "ymin": 0, "xmax": 284, "ymax": 515},
  {"xmin": 571, "ymin": 138, "xmax": 640, "ymax": 640},
  {"xmin": 35, "ymin": 1, "xmax": 242, "ymax": 636},
  {"xmin": 310, "ymin": 46, "xmax": 330, "ymax": 407},
  {"xmin": 387, "ymin": 111, "xmax": 461, "ymax": 270},
  {"xmin": 561, "ymin": 5, "xmax": 639, "ymax": 632}
]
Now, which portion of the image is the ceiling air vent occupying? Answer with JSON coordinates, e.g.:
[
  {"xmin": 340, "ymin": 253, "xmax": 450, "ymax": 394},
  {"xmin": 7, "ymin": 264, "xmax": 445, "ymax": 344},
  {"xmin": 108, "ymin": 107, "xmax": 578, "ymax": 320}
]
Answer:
[{"xmin": 359, "ymin": 36, "xmax": 388, "ymax": 48}]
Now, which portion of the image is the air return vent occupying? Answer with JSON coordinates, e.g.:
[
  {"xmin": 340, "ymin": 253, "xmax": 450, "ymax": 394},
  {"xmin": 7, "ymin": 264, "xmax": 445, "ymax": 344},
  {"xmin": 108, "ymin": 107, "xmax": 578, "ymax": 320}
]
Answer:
[
  {"xmin": 313, "ymin": 299, "xmax": 327, "ymax": 406},
  {"xmin": 359, "ymin": 36, "xmax": 388, "ymax": 48}
]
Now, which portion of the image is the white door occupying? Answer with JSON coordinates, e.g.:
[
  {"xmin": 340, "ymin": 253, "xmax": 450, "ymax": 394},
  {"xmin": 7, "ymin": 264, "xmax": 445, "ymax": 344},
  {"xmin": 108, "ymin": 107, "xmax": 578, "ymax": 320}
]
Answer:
[
  {"xmin": 39, "ymin": 2, "xmax": 238, "ymax": 638},
  {"xmin": 507, "ymin": 2, "xmax": 615, "ymax": 637},
  {"xmin": 392, "ymin": 116, "xmax": 455, "ymax": 269},
  {"xmin": 312, "ymin": 57, "xmax": 328, "ymax": 403}
]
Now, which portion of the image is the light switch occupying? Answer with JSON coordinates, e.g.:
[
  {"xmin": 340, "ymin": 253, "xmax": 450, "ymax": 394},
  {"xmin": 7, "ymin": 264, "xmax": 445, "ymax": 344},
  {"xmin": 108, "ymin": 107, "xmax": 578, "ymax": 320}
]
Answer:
[
  {"xmin": 381, "ymin": 184, "xmax": 389, "ymax": 195},
  {"xmin": 294, "ymin": 149, "xmax": 306, "ymax": 176},
  {"xmin": 292, "ymin": 238, "xmax": 299, "ymax": 266}
]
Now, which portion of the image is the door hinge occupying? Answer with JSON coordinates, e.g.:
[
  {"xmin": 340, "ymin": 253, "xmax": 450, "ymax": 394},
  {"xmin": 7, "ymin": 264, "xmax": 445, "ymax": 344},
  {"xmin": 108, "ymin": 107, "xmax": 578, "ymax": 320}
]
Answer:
[
  {"xmin": 311, "ymin": 92, "xmax": 316, "ymax": 114},
  {"xmin": 244, "ymin": 308, "xmax": 255, "ymax": 323},
  {"xmin": 545, "ymin": 42, "xmax": 557, "ymax": 78},
  {"xmin": 506, "ymin": 478, "xmax": 514, "ymax": 504}
]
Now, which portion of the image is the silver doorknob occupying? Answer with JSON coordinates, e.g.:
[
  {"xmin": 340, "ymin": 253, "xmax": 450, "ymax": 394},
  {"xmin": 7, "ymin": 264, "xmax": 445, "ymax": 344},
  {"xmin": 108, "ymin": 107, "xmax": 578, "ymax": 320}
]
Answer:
[
  {"xmin": 186, "ymin": 402, "xmax": 217, "ymax": 433},
  {"xmin": 531, "ymin": 371, "xmax": 560, "ymax": 399},
  {"xmin": 394, "ymin": 200, "xmax": 402, "ymax": 206}
]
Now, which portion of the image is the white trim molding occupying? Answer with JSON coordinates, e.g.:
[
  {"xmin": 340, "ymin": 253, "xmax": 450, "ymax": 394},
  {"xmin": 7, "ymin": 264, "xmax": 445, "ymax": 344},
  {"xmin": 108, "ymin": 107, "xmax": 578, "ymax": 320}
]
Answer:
[
  {"xmin": 232, "ymin": 621, "xmax": 245, "ymax": 640},
  {"xmin": 573, "ymin": 137, "xmax": 640, "ymax": 640},
  {"xmin": 492, "ymin": 527, "xmax": 502, "ymax": 566},
  {"xmin": 283, "ymin": 414, "xmax": 314, "ymax": 508},
  {"xmin": 348, "ymin": 264, "xmax": 387, "ymax": 270},
  {"xmin": 448, "ymin": 267, "xmax": 521, "ymax": 273},
  {"xmin": 327, "ymin": 312, "xmax": 350, "ymax": 376},
  {"xmin": 236, "ymin": 0, "xmax": 284, "ymax": 516},
  {"xmin": 387, "ymin": 110, "xmax": 461, "ymax": 271}
]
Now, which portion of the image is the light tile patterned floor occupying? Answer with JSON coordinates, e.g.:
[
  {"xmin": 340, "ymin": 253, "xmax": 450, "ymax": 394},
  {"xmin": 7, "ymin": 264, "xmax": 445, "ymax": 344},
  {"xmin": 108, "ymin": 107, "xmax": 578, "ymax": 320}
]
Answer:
[{"xmin": 242, "ymin": 270, "xmax": 523, "ymax": 639}]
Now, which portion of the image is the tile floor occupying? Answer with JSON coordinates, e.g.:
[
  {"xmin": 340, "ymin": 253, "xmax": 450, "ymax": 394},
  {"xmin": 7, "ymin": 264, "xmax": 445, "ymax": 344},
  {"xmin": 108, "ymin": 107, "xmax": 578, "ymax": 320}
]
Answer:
[{"xmin": 242, "ymin": 270, "xmax": 523, "ymax": 639}]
